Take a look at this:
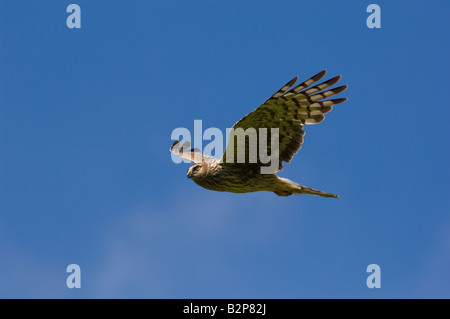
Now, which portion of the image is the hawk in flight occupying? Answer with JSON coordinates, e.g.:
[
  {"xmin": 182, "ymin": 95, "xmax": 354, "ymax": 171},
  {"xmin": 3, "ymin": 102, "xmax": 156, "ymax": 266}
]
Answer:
[{"xmin": 170, "ymin": 70, "xmax": 347, "ymax": 197}]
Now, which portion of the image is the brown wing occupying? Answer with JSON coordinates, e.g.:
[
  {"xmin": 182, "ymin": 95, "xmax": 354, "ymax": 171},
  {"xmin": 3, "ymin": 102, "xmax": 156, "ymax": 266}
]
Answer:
[{"xmin": 220, "ymin": 70, "xmax": 348, "ymax": 170}]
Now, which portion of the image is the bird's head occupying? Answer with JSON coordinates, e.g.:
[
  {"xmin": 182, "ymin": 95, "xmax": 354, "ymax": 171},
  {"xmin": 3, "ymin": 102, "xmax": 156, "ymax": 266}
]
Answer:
[{"xmin": 187, "ymin": 163, "xmax": 202, "ymax": 179}]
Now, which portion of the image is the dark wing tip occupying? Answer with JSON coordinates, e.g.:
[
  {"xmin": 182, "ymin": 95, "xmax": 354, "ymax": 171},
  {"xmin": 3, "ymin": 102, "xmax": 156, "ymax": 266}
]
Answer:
[
  {"xmin": 333, "ymin": 97, "xmax": 348, "ymax": 105},
  {"xmin": 270, "ymin": 75, "xmax": 299, "ymax": 99},
  {"xmin": 317, "ymin": 69, "xmax": 327, "ymax": 78},
  {"xmin": 289, "ymin": 75, "xmax": 299, "ymax": 85},
  {"xmin": 170, "ymin": 140, "xmax": 180, "ymax": 151},
  {"xmin": 338, "ymin": 84, "xmax": 348, "ymax": 93},
  {"xmin": 328, "ymin": 74, "xmax": 342, "ymax": 84}
]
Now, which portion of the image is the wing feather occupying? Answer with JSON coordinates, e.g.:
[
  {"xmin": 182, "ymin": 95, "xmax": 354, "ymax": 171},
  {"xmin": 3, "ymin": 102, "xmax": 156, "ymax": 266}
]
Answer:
[
  {"xmin": 170, "ymin": 140, "xmax": 217, "ymax": 164},
  {"xmin": 221, "ymin": 70, "xmax": 348, "ymax": 170}
]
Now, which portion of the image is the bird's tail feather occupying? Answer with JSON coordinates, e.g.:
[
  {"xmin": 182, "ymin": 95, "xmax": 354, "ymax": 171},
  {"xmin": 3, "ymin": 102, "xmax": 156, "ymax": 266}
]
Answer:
[
  {"xmin": 294, "ymin": 185, "xmax": 339, "ymax": 198},
  {"xmin": 274, "ymin": 177, "xmax": 338, "ymax": 198}
]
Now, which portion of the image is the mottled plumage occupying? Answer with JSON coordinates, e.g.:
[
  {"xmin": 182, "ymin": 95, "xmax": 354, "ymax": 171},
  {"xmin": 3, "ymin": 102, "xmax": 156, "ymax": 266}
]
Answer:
[{"xmin": 170, "ymin": 70, "xmax": 348, "ymax": 197}]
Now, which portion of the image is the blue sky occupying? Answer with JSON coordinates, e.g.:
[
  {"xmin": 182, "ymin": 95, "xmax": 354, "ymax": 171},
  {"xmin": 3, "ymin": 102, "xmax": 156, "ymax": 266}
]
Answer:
[{"xmin": 0, "ymin": 0, "xmax": 449, "ymax": 298}]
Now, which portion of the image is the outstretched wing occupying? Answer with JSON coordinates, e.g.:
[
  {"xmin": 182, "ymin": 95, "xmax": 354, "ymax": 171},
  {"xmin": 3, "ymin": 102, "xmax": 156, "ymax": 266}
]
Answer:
[
  {"xmin": 170, "ymin": 140, "xmax": 217, "ymax": 164},
  {"xmin": 221, "ymin": 70, "xmax": 347, "ymax": 170}
]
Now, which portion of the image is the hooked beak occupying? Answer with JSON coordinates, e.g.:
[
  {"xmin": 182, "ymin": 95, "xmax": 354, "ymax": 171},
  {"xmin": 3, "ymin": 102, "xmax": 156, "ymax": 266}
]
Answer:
[{"xmin": 187, "ymin": 168, "xmax": 192, "ymax": 179}]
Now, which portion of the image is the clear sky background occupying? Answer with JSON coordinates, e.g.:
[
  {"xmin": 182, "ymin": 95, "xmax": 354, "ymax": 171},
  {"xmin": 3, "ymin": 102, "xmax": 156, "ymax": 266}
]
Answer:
[{"xmin": 0, "ymin": 0, "xmax": 449, "ymax": 298}]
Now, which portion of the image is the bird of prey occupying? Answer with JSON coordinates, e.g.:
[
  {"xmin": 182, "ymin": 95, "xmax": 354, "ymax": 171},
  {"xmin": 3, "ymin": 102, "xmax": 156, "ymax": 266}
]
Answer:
[{"xmin": 170, "ymin": 70, "xmax": 347, "ymax": 197}]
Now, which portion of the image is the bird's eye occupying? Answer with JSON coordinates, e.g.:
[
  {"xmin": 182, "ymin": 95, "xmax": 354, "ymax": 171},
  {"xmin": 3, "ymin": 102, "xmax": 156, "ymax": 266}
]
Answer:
[{"xmin": 194, "ymin": 166, "xmax": 201, "ymax": 171}]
